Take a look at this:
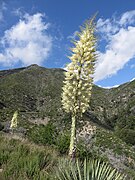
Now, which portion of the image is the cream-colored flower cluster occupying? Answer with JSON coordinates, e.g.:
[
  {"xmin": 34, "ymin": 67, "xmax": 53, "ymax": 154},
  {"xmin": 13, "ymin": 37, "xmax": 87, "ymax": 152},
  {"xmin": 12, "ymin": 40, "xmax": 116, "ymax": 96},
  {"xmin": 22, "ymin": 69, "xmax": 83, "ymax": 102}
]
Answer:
[
  {"xmin": 62, "ymin": 20, "xmax": 96, "ymax": 115},
  {"xmin": 10, "ymin": 111, "xmax": 18, "ymax": 129}
]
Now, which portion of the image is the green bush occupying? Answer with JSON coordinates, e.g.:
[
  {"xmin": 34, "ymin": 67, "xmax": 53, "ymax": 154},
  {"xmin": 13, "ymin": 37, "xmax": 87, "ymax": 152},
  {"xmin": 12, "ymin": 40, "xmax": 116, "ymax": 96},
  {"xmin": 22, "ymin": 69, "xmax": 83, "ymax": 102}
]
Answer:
[
  {"xmin": 115, "ymin": 115, "xmax": 135, "ymax": 130},
  {"xmin": 115, "ymin": 128, "xmax": 135, "ymax": 145},
  {"xmin": 0, "ymin": 122, "xmax": 4, "ymax": 131},
  {"xmin": 27, "ymin": 123, "xmax": 57, "ymax": 145},
  {"xmin": 56, "ymin": 132, "xmax": 70, "ymax": 154},
  {"xmin": 76, "ymin": 140, "xmax": 91, "ymax": 159}
]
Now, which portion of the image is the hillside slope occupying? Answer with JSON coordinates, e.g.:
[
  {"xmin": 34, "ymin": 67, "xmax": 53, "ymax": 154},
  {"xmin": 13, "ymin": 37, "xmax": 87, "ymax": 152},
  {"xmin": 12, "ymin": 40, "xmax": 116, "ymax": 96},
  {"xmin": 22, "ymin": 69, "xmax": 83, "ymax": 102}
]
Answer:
[
  {"xmin": 0, "ymin": 65, "xmax": 135, "ymax": 178},
  {"xmin": 0, "ymin": 64, "xmax": 134, "ymax": 131}
]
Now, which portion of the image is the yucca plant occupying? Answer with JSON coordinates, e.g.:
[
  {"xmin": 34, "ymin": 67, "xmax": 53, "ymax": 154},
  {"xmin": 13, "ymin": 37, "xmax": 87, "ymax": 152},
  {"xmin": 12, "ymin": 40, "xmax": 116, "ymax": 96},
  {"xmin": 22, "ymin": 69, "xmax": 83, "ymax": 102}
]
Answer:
[
  {"xmin": 56, "ymin": 158, "xmax": 126, "ymax": 180},
  {"xmin": 62, "ymin": 16, "xmax": 97, "ymax": 158},
  {"xmin": 10, "ymin": 110, "xmax": 18, "ymax": 131}
]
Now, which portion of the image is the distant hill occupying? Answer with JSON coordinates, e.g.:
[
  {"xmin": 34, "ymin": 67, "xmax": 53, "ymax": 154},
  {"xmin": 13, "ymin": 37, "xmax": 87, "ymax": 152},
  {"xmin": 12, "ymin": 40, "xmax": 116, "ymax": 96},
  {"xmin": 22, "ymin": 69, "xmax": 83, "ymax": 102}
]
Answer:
[
  {"xmin": 0, "ymin": 64, "xmax": 134, "ymax": 132},
  {"xmin": 0, "ymin": 64, "xmax": 135, "ymax": 178}
]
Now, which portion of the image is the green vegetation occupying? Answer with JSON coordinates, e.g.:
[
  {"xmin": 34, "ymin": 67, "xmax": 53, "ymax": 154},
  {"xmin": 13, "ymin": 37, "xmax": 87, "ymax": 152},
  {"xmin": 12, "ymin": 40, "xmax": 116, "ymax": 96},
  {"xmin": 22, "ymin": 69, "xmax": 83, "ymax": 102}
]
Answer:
[
  {"xmin": 55, "ymin": 132, "xmax": 70, "ymax": 154},
  {"xmin": 0, "ymin": 134, "xmax": 128, "ymax": 180},
  {"xmin": 0, "ymin": 134, "xmax": 57, "ymax": 179},
  {"xmin": 56, "ymin": 158, "xmax": 125, "ymax": 180},
  {"xmin": 96, "ymin": 129, "xmax": 135, "ymax": 158},
  {"xmin": 115, "ymin": 115, "xmax": 135, "ymax": 145},
  {"xmin": 27, "ymin": 123, "xmax": 57, "ymax": 145},
  {"xmin": 0, "ymin": 125, "xmax": 135, "ymax": 179},
  {"xmin": 0, "ymin": 65, "xmax": 135, "ymax": 179}
]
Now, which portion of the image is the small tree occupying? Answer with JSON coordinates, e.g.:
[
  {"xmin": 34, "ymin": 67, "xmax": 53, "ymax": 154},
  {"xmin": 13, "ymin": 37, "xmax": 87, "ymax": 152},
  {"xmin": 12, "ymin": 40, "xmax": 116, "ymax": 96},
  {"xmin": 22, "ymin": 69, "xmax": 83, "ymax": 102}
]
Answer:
[
  {"xmin": 10, "ymin": 110, "xmax": 18, "ymax": 132},
  {"xmin": 62, "ymin": 17, "xmax": 97, "ymax": 158}
]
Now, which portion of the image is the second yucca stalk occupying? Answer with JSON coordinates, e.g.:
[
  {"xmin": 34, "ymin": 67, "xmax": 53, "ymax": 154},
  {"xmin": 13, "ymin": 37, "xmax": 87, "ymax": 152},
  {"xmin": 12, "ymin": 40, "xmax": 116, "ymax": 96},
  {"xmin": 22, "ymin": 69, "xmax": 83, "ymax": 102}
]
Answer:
[
  {"xmin": 62, "ymin": 17, "xmax": 97, "ymax": 158},
  {"xmin": 10, "ymin": 110, "xmax": 18, "ymax": 132}
]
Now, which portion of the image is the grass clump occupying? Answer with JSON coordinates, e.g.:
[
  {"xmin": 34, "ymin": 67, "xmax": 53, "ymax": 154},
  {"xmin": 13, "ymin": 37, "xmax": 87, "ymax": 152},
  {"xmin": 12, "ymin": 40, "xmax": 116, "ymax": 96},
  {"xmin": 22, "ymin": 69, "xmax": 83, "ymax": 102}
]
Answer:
[{"xmin": 0, "ymin": 134, "xmax": 58, "ymax": 180}]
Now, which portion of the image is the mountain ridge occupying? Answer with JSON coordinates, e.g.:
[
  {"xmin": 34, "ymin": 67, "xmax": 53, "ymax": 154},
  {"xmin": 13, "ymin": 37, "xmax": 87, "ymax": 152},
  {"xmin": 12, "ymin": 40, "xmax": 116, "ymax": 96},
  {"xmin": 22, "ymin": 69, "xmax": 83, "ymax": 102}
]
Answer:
[
  {"xmin": 0, "ymin": 65, "xmax": 135, "ymax": 178},
  {"xmin": 0, "ymin": 64, "xmax": 134, "ymax": 130},
  {"xmin": 0, "ymin": 64, "xmax": 134, "ymax": 89}
]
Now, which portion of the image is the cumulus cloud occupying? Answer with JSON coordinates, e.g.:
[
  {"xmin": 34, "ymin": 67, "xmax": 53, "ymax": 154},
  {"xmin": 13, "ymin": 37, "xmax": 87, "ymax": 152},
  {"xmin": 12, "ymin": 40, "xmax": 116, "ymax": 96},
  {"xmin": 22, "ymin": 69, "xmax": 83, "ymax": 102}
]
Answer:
[
  {"xmin": 0, "ymin": 2, "xmax": 7, "ymax": 21},
  {"xmin": 120, "ymin": 10, "xmax": 135, "ymax": 25},
  {"xmin": 94, "ymin": 10, "xmax": 135, "ymax": 82},
  {"xmin": 0, "ymin": 13, "xmax": 52, "ymax": 67},
  {"xmin": 96, "ymin": 18, "xmax": 119, "ymax": 37}
]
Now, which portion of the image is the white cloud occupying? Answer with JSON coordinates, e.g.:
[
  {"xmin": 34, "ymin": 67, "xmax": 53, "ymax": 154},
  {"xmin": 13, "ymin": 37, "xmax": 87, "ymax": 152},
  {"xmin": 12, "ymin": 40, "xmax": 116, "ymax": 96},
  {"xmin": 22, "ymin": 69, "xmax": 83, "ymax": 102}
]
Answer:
[
  {"xmin": 96, "ymin": 18, "xmax": 119, "ymax": 37},
  {"xmin": 0, "ymin": 2, "xmax": 7, "ymax": 21},
  {"xmin": 130, "ymin": 77, "xmax": 135, "ymax": 82},
  {"xmin": 102, "ymin": 84, "xmax": 120, "ymax": 89},
  {"xmin": 67, "ymin": 31, "xmax": 79, "ymax": 40},
  {"xmin": 94, "ymin": 10, "xmax": 135, "ymax": 82},
  {"xmin": 100, "ymin": 78, "xmax": 135, "ymax": 89},
  {"xmin": 0, "ymin": 12, "xmax": 2, "ymax": 21},
  {"xmin": 12, "ymin": 7, "xmax": 24, "ymax": 17},
  {"xmin": 0, "ymin": 13, "xmax": 52, "ymax": 67},
  {"xmin": 130, "ymin": 64, "xmax": 135, "ymax": 69},
  {"xmin": 120, "ymin": 10, "xmax": 135, "ymax": 25}
]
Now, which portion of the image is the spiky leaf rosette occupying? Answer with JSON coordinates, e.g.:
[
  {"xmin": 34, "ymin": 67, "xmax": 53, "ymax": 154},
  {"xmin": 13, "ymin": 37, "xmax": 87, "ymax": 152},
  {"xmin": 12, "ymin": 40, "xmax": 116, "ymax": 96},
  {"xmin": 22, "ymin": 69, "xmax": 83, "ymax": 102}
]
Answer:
[
  {"xmin": 62, "ymin": 18, "xmax": 97, "ymax": 116},
  {"xmin": 56, "ymin": 158, "xmax": 126, "ymax": 180}
]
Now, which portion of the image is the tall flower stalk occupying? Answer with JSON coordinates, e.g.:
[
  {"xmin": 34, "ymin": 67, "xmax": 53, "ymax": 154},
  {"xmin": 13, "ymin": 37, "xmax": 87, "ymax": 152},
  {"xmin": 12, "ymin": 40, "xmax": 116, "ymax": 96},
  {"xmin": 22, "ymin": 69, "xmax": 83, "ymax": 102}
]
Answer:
[
  {"xmin": 62, "ymin": 17, "xmax": 97, "ymax": 158},
  {"xmin": 10, "ymin": 110, "xmax": 18, "ymax": 132}
]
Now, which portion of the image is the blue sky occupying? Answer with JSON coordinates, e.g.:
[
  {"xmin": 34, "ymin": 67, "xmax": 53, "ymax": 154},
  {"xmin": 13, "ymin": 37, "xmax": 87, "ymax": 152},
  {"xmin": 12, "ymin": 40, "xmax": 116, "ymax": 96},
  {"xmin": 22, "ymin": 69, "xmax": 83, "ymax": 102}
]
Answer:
[{"xmin": 0, "ymin": 0, "xmax": 135, "ymax": 87}]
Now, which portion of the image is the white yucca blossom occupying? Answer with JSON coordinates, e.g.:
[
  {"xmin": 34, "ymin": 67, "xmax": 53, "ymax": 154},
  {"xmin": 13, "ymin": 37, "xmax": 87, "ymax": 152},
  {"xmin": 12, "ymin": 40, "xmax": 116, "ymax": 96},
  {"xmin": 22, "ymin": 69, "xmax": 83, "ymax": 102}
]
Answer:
[
  {"xmin": 10, "ymin": 111, "xmax": 18, "ymax": 130},
  {"xmin": 62, "ymin": 17, "xmax": 97, "ymax": 158},
  {"xmin": 62, "ymin": 20, "xmax": 96, "ymax": 116}
]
